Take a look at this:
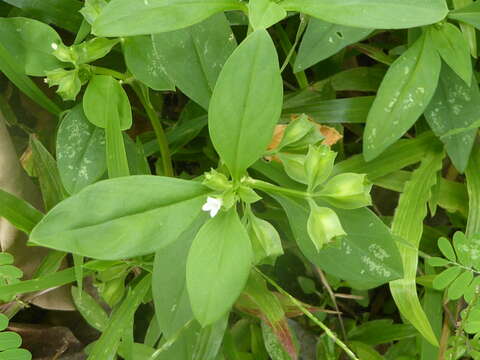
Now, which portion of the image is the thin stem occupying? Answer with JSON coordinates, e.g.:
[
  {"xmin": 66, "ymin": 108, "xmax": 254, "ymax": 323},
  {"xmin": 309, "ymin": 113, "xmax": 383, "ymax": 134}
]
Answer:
[
  {"xmin": 246, "ymin": 178, "xmax": 310, "ymax": 199},
  {"xmin": 90, "ymin": 66, "xmax": 130, "ymax": 81},
  {"xmin": 131, "ymin": 83, "xmax": 174, "ymax": 177},
  {"xmin": 255, "ymin": 268, "xmax": 359, "ymax": 360}
]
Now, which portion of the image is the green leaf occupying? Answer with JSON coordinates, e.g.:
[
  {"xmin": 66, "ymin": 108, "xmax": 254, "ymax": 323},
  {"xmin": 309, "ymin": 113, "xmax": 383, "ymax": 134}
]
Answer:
[
  {"xmin": 449, "ymin": 2, "xmax": 480, "ymax": 30},
  {"xmin": 447, "ymin": 270, "xmax": 473, "ymax": 300},
  {"xmin": 0, "ymin": 17, "xmax": 63, "ymax": 76},
  {"xmin": 0, "ymin": 189, "xmax": 43, "ymax": 234},
  {"xmin": 348, "ymin": 342, "xmax": 383, "ymax": 360},
  {"xmin": 0, "ymin": 348, "xmax": 32, "ymax": 360},
  {"xmin": 432, "ymin": 266, "xmax": 462, "ymax": 290},
  {"xmin": 466, "ymin": 144, "xmax": 480, "ymax": 237},
  {"xmin": 105, "ymin": 109, "xmax": 130, "ymax": 178},
  {"xmin": 83, "ymin": 75, "xmax": 132, "ymax": 130},
  {"xmin": 363, "ymin": 34, "xmax": 441, "ymax": 161},
  {"xmin": 123, "ymin": 36, "xmax": 175, "ymax": 91},
  {"xmin": 453, "ymin": 232, "xmax": 480, "ymax": 269},
  {"xmin": 80, "ymin": 0, "xmax": 107, "ymax": 24},
  {"xmin": 428, "ymin": 23, "xmax": 472, "ymax": 85},
  {"xmin": 57, "ymin": 104, "xmax": 106, "ymax": 194},
  {"xmin": 93, "ymin": 0, "xmax": 245, "ymax": 36},
  {"xmin": 274, "ymin": 195, "xmax": 403, "ymax": 290},
  {"xmin": 0, "ymin": 332, "xmax": 22, "ymax": 351},
  {"xmin": 30, "ymin": 176, "xmax": 209, "ymax": 260},
  {"xmin": 427, "ymin": 257, "xmax": 449, "ymax": 267},
  {"xmin": 261, "ymin": 321, "xmax": 297, "ymax": 360},
  {"xmin": 348, "ymin": 319, "xmax": 416, "ymax": 346},
  {"xmin": 186, "ymin": 209, "xmax": 252, "ymax": 326},
  {"xmin": 87, "ymin": 275, "xmax": 151, "ymax": 360},
  {"xmin": 389, "ymin": 147, "xmax": 444, "ymax": 346},
  {"xmin": 0, "ymin": 41, "xmax": 61, "ymax": 115},
  {"xmin": 153, "ymin": 216, "xmax": 205, "ymax": 338},
  {"xmin": 424, "ymin": 66, "xmax": 480, "ymax": 173},
  {"xmin": 30, "ymin": 136, "xmax": 68, "ymax": 210},
  {"xmin": 71, "ymin": 286, "xmax": 109, "ymax": 332},
  {"xmin": 0, "ymin": 315, "xmax": 8, "ymax": 331},
  {"xmin": 0, "ymin": 254, "xmax": 14, "ymax": 267},
  {"xmin": 248, "ymin": 0, "xmax": 286, "ymax": 30},
  {"xmin": 280, "ymin": 0, "xmax": 448, "ymax": 29},
  {"xmin": 438, "ymin": 237, "xmax": 456, "ymax": 262},
  {"xmin": 153, "ymin": 13, "xmax": 237, "ymax": 109},
  {"xmin": 295, "ymin": 18, "xmax": 372, "ymax": 72},
  {"xmin": 209, "ymin": 29, "xmax": 283, "ymax": 179}
]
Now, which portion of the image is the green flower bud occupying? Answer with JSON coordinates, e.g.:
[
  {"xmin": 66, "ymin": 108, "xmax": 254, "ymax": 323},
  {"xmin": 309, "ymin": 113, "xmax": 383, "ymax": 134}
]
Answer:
[
  {"xmin": 203, "ymin": 169, "xmax": 231, "ymax": 191},
  {"xmin": 45, "ymin": 68, "xmax": 81, "ymax": 101},
  {"xmin": 237, "ymin": 185, "xmax": 262, "ymax": 204},
  {"xmin": 248, "ymin": 214, "xmax": 284, "ymax": 264},
  {"xmin": 319, "ymin": 173, "xmax": 372, "ymax": 209},
  {"xmin": 307, "ymin": 203, "xmax": 346, "ymax": 252},
  {"xmin": 74, "ymin": 38, "xmax": 119, "ymax": 65},
  {"xmin": 278, "ymin": 114, "xmax": 314, "ymax": 150},
  {"xmin": 51, "ymin": 42, "xmax": 76, "ymax": 63},
  {"xmin": 286, "ymin": 126, "xmax": 324, "ymax": 151},
  {"xmin": 305, "ymin": 145, "xmax": 337, "ymax": 191},
  {"xmin": 278, "ymin": 152, "xmax": 307, "ymax": 184}
]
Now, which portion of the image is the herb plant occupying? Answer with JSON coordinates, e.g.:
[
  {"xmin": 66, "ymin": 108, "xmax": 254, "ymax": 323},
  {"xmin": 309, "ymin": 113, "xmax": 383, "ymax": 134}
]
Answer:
[{"xmin": 0, "ymin": 0, "xmax": 480, "ymax": 359}]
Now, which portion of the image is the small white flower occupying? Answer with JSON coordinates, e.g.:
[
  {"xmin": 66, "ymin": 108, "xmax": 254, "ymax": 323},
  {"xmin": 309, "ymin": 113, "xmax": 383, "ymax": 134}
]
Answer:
[
  {"xmin": 202, "ymin": 197, "xmax": 222, "ymax": 218},
  {"xmin": 51, "ymin": 42, "xmax": 58, "ymax": 50}
]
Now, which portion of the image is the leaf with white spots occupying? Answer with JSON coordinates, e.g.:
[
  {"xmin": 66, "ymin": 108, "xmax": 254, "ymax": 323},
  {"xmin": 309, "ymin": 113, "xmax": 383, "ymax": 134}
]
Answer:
[
  {"xmin": 295, "ymin": 18, "xmax": 373, "ymax": 72},
  {"xmin": 363, "ymin": 34, "xmax": 441, "ymax": 161},
  {"xmin": 152, "ymin": 13, "xmax": 237, "ymax": 109},
  {"xmin": 273, "ymin": 195, "xmax": 403, "ymax": 290},
  {"xmin": 424, "ymin": 64, "xmax": 480, "ymax": 173},
  {"xmin": 57, "ymin": 104, "xmax": 107, "ymax": 194}
]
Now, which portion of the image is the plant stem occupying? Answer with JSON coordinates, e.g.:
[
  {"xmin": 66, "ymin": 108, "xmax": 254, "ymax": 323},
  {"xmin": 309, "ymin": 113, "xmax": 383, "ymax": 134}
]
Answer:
[
  {"xmin": 90, "ymin": 66, "xmax": 130, "ymax": 81},
  {"xmin": 255, "ymin": 268, "xmax": 359, "ymax": 360},
  {"xmin": 246, "ymin": 178, "xmax": 310, "ymax": 199},
  {"xmin": 131, "ymin": 83, "xmax": 174, "ymax": 177}
]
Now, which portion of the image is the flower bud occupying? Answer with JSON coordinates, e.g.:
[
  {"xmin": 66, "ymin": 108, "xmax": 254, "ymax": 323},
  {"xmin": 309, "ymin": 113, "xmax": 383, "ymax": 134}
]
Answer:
[
  {"xmin": 51, "ymin": 42, "xmax": 76, "ymax": 63},
  {"xmin": 278, "ymin": 114, "xmax": 314, "ymax": 150},
  {"xmin": 319, "ymin": 173, "xmax": 372, "ymax": 209},
  {"xmin": 305, "ymin": 145, "xmax": 337, "ymax": 191},
  {"xmin": 45, "ymin": 68, "xmax": 81, "ymax": 101},
  {"xmin": 307, "ymin": 204, "xmax": 346, "ymax": 252},
  {"xmin": 277, "ymin": 153, "xmax": 307, "ymax": 184},
  {"xmin": 248, "ymin": 214, "xmax": 283, "ymax": 264},
  {"xmin": 202, "ymin": 169, "xmax": 232, "ymax": 192}
]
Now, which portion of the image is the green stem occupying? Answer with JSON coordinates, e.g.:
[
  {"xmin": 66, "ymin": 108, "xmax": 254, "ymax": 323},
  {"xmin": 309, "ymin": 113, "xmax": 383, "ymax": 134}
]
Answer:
[
  {"xmin": 255, "ymin": 268, "xmax": 359, "ymax": 360},
  {"xmin": 91, "ymin": 66, "xmax": 130, "ymax": 82},
  {"xmin": 131, "ymin": 83, "xmax": 174, "ymax": 177},
  {"xmin": 246, "ymin": 178, "xmax": 310, "ymax": 199}
]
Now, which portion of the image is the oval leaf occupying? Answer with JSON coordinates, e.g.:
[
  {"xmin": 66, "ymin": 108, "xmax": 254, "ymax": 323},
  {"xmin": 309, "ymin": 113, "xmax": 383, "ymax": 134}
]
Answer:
[
  {"xmin": 209, "ymin": 29, "xmax": 283, "ymax": 179},
  {"xmin": 186, "ymin": 209, "xmax": 252, "ymax": 326},
  {"xmin": 363, "ymin": 34, "xmax": 441, "ymax": 161},
  {"xmin": 432, "ymin": 266, "xmax": 462, "ymax": 290},
  {"xmin": 30, "ymin": 176, "xmax": 209, "ymax": 260}
]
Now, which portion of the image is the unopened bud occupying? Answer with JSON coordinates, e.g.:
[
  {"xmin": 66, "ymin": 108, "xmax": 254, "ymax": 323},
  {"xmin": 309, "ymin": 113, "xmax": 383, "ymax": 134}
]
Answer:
[
  {"xmin": 307, "ymin": 203, "xmax": 346, "ymax": 251},
  {"xmin": 305, "ymin": 145, "xmax": 337, "ymax": 191},
  {"xmin": 319, "ymin": 173, "xmax": 372, "ymax": 209}
]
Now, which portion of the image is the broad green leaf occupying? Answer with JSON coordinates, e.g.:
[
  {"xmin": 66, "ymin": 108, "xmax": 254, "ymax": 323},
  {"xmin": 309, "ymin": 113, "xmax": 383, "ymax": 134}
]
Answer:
[
  {"xmin": 0, "ymin": 332, "xmax": 22, "ymax": 351},
  {"xmin": 0, "ymin": 315, "xmax": 8, "ymax": 331},
  {"xmin": 0, "ymin": 17, "xmax": 63, "ymax": 76},
  {"xmin": 295, "ymin": 18, "xmax": 373, "ymax": 72},
  {"xmin": 389, "ymin": 147, "xmax": 444, "ymax": 346},
  {"xmin": 330, "ymin": 67, "xmax": 385, "ymax": 93},
  {"xmin": 0, "ymin": 41, "xmax": 61, "ymax": 115},
  {"xmin": 280, "ymin": 0, "xmax": 448, "ymax": 29},
  {"xmin": 427, "ymin": 257, "xmax": 449, "ymax": 267},
  {"xmin": 0, "ymin": 348, "xmax": 32, "ymax": 360},
  {"xmin": 421, "ymin": 265, "xmax": 443, "ymax": 360},
  {"xmin": 153, "ymin": 13, "xmax": 237, "ymax": 109},
  {"xmin": 432, "ymin": 266, "xmax": 462, "ymax": 290},
  {"xmin": 348, "ymin": 342, "xmax": 383, "ymax": 360},
  {"xmin": 274, "ymin": 195, "xmax": 403, "ymax": 290},
  {"xmin": 0, "ymin": 254, "xmax": 13, "ymax": 267},
  {"xmin": 187, "ymin": 209, "xmax": 252, "ymax": 326},
  {"xmin": 93, "ymin": 0, "xmax": 245, "ymax": 36},
  {"xmin": 30, "ymin": 136, "xmax": 68, "ymax": 210},
  {"xmin": 3, "ymin": 0, "xmax": 82, "ymax": 32},
  {"xmin": 87, "ymin": 275, "xmax": 151, "ymax": 360},
  {"xmin": 0, "ymin": 189, "xmax": 43, "ymax": 234},
  {"xmin": 348, "ymin": 320, "xmax": 416, "ymax": 345},
  {"xmin": 363, "ymin": 34, "xmax": 441, "ymax": 161},
  {"xmin": 30, "ymin": 176, "xmax": 209, "ymax": 260},
  {"xmin": 424, "ymin": 65, "xmax": 479, "ymax": 173},
  {"xmin": 453, "ymin": 232, "xmax": 480, "ymax": 269},
  {"xmin": 261, "ymin": 321, "xmax": 296, "ymax": 360},
  {"xmin": 248, "ymin": 0, "xmax": 286, "ymax": 30},
  {"xmin": 71, "ymin": 286, "xmax": 109, "ymax": 332},
  {"xmin": 0, "ymin": 266, "xmax": 23, "ymax": 280},
  {"xmin": 428, "ymin": 23, "xmax": 472, "ymax": 85},
  {"xmin": 57, "ymin": 104, "xmax": 106, "ymax": 194},
  {"xmin": 80, "ymin": 0, "xmax": 107, "ymax": 24},
  {"xmin": 123, "ymin": 35, "xmax": 175, "ymax": 91},
  {"xmin": 449, "ymin": 2, "xmax": 480, "ymax": 30},
  {"xmin": 466, "ymin": 144, "xmax": 480, "ymax": 236},
  {"xmin": 282, "ymin": 96, "xmax": 374, "ymax": 124},
  {"xmin": 453, "ymin": 0, "xmax": 477, "ymax": 58},
  {"xmin": 83, "ymin": 75, "xmax": 132, "ymax": 130},
  {"xmin": 153, "ymin": 216, "xmax": 205, "ymax": 338},
  {"xmin": 438, "ymin": 237, "xmax": 456, "ymax": 262},
  {"xmin": 447, "ymin": 270, "xmax": 473, "ymax": 300},
  {"xmin": 105, "ymin": 109, "xmax": 130, "ymax": 178},
  {"xmin": 209, "ymin": 29, "xmax": 283, "ymax": 179}
]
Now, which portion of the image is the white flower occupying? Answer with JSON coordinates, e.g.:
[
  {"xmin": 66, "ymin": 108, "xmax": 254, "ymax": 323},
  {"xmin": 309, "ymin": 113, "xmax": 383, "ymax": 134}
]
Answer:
[
  {"xmin": 202, "ymin": 197, "xmax": 222, "ymax": 218},
  {"xmin": 51, "ymin": 42, "xmax": 58, "ymax": 50}
]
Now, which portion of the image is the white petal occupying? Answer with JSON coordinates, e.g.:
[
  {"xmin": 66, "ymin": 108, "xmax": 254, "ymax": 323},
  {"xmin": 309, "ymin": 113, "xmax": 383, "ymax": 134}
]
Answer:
[{"xmin": 210, "ymin": 207, "xmax": 220, "ymax": 218}]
